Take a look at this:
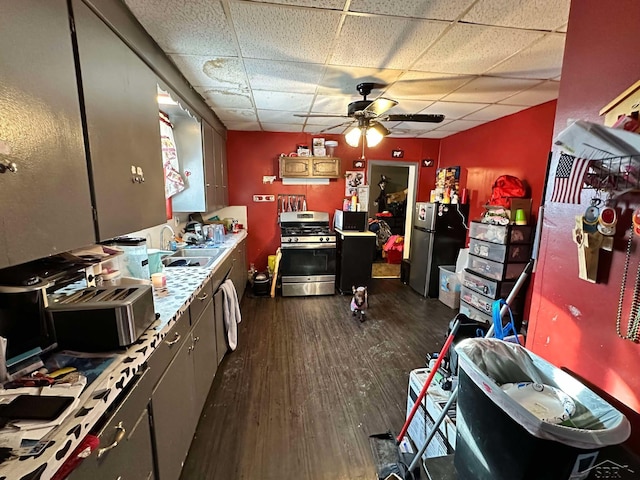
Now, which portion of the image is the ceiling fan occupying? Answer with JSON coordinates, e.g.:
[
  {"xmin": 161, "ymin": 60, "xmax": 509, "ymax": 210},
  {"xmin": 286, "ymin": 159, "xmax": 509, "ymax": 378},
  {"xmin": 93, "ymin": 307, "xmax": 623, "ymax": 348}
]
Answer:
[{"xmin": 294, "ymin": 82, "xmax": 445, "ymax": 148}]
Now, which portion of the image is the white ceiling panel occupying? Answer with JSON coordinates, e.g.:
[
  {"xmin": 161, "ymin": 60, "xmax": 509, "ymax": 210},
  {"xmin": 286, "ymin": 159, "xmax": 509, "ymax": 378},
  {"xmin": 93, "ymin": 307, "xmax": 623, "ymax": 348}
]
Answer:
[
  {"xmin": 463, "ymin": 104, "xmax": 528, "ymax": 121},
  {"xmin": 303, "ymin": 124, "xmax": 350, "ymax": 134},
  {"xmin": 262, "ymin": 123, "xmax": 304, "ymax": 132},
  {"xmin": 386, "ymin": 72, "xmax": 475, "ymax": 100},
  {"xmin": 442, "ymin": 76, "xmax": 541, "ymax": 104},
  {"xmin": 124, "ymin": 0, "xmax": 569, "ymax": 138},
  {"xmin": 124, "ymin": 0, "xmax": 237, "ymax": 56},
  {"xmin": 257, "ymin": 110, "xmax": 307, "ymax": 124},
  {"xmin": 412, "ymin": 23, "xmax": 544, "ymax": 74},
  {"xmin": 422, "ymin": 101, "xmax": 488, "ymax": 119},
  {"xmin": 499, "ymin": 80, "xmax": 561, "ymax": 106},
  {"xmin": 486, "ymin": 34, "xmax": 566, "ymax": 79},
  {"xmin": 196, "ymin": 87, "xmax": 254, "ymax": 110},
  {"xmin": 434, "ymin": 119, "xmax": 487, "ymax": 132},
  {"xmin": 252, "ymin": 91, "xmax": 315, "ymax": 111},
  {"xmin": 348, "ymin": 0, "xmax": 475, "ymax": 20},
  {"xmin": 230, "ymin": 2, "xmax": 341, "ymax": 63},
  {"xmin": 215, "ymin": 108, "xmax": 258, "ymax": 122},
  {"xmin": 245, "ymin": 59, "xmax": 325, "ymax": 93},
  {"xmin": 319, "ymin": 66, "xmax": 404, "ymax": 95},
  {"xmin": 462, "ymin": 0, "xmax": 571, "ymax": 31},
  {"xmin": 170, "ymin": 55, "xmax": 248, "ymax": 89},
  {"xmin": 330, "ymin": 16, "xmax": 448, "ymax": 70}
]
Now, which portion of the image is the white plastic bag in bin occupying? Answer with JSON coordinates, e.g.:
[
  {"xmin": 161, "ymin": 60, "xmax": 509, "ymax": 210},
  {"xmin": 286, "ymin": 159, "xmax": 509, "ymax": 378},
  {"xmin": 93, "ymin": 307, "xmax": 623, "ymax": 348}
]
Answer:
[{"xmin": 455, "ymin": 338, "xmax": 631, "ymax": 449}]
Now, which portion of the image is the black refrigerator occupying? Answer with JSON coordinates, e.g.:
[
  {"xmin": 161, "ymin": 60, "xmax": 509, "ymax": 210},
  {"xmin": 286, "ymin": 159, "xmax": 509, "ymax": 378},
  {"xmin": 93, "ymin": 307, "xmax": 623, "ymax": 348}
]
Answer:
[
  {"xmin": 409, "ymin": 202, "xmax": 469, "ymax": 297},
  {"xmin": 335, "ymin": 229, "xmax": 376, "ymax": 294}
]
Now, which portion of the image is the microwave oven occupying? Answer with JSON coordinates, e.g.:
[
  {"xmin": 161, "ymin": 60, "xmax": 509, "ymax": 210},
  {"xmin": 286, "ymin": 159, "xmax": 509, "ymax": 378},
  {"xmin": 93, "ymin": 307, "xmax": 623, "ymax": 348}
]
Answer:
[{"xmin": 334, "ymin": 210, "xmax": 368, "ymax": 232}]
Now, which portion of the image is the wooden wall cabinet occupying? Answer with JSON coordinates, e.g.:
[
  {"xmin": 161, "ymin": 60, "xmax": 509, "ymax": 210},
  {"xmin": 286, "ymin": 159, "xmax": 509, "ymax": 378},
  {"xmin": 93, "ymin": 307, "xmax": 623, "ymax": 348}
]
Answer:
[
  {"xmin": 0, "ymin": 0, "xmax": 95, "ymax": 269},
  {"xmin": 73, "ymin": 0, "xmax": 166, "ymax": 241},
  {"xmin": 279, "ymin": 156, "xmax": 341, "ymax": 178}
]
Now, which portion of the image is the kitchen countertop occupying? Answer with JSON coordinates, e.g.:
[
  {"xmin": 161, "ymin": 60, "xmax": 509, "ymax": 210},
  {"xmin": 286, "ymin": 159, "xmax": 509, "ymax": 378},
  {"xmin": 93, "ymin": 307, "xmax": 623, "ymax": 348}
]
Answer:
[{"xmin": 0, "ymin": 231, "xmax": 247, "ymax": 480}]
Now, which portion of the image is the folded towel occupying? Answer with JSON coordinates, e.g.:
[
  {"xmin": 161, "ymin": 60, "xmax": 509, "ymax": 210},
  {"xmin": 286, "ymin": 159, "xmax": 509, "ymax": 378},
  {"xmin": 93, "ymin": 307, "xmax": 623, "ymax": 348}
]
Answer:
[{"xmin": 221, "ymin": 279, "xmax": 241, "ymax": 350}]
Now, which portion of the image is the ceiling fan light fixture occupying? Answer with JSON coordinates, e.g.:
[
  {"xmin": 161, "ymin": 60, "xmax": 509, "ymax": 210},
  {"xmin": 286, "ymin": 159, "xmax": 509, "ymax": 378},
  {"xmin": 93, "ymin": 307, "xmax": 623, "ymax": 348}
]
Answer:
[
  {"xmin": 345, "ymin": 126, "xmax": 362, "ymax": 147},
  {"xmin": 366, "ymin": 122, "xmax": 389, "ymax": 147}
]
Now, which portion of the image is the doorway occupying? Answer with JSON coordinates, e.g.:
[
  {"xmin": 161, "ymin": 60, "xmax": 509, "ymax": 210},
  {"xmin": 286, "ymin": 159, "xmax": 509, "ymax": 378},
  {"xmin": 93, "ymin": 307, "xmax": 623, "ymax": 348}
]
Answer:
[{"xmin": 367, "ymin": 160, "xmax": 418, "ymax": 278}]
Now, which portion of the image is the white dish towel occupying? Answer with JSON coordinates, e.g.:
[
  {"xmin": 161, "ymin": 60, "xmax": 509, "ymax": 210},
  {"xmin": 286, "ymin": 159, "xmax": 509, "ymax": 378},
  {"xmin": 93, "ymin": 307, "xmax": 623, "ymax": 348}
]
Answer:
[{"xmin": 221, "ymin": 279, "xmax": 241, "ymax": 350}]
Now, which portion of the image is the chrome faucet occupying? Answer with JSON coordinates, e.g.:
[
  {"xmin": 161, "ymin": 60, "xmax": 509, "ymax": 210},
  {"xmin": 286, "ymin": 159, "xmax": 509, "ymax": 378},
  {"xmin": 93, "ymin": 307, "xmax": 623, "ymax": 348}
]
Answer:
[{"xmin": 159, "ymin": 224, "xmax": 176, "ymax": 250}]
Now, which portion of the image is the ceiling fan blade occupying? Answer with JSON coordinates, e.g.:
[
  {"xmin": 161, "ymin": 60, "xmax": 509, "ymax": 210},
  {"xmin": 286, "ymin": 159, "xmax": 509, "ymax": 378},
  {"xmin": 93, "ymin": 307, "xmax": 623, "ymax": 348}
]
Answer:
[
  {"xmin": 293, "ymin": 113, "xmax": 350, "ymax": 118},
  {"xmin": 316, "ymin": 120, "xmax": 355, "ymax": 134},
  {"xmin": 363, "ymin": 97, "xmax": 398, "ymax": 117},
  {"xmin": 386, "ymin": 114, "xmax": 445, "ymax": 123}
]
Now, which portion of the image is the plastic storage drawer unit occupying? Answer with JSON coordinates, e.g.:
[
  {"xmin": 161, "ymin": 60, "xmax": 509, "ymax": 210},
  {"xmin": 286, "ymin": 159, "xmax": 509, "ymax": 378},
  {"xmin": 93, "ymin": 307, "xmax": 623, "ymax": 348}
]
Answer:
[
  {"xmin": 468, "ymin": 255, "xmax": 528, "ymax": 281},
  {"xmin": 459, "ymin": 300, "xmax": 493, "ymax": 325},
  {"xmin": 460, "ymin": 286, "xmax": 494, "ymax": 314},
  {"xmin": 469, "ymin": 238, "xmax": 530, "ymax": 263},
  {"xmin": 462, "ymin": 269, "xmax": 515, "ymax": 299},
  {"xmin": 469, "ymin": 221, "xmax": 533, "ymax": 245}
]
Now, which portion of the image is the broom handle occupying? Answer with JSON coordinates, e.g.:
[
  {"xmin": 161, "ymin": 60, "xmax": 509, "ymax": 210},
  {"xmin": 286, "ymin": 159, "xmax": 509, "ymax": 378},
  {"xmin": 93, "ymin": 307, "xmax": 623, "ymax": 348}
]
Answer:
[{"xmin": 396, "ymin": 318, "xmax": 461, "ymax": 443}]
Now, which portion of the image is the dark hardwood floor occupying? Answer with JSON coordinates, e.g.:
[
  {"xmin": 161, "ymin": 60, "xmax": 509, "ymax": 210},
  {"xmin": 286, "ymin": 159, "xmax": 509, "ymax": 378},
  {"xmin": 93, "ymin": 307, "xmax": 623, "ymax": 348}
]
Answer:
[{"xmin": 180, "ymin": 279, "xmax": 457, "ymax": 480}]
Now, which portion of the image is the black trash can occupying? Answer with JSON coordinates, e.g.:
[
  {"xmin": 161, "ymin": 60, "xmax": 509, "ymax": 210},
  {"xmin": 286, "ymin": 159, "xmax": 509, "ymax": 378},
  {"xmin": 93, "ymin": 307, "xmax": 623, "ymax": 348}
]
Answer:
[
  {"xmin": 400, "ymin": 259, "xmax": 411, "ymax": 284},
  {"xmin": 252, "ymin": 271, "xmax": 271, "ymax": 296},
  {"xmin": 453, "ymin": 338, "xmax": 631, "ymax": 480}
]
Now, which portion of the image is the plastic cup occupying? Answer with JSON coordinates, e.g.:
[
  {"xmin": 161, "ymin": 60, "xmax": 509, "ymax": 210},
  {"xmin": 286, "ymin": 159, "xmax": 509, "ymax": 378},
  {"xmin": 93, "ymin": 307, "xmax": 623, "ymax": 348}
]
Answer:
[{"xmin": 515, "ymin": 209, "xmax": 527, "ymax": 225}]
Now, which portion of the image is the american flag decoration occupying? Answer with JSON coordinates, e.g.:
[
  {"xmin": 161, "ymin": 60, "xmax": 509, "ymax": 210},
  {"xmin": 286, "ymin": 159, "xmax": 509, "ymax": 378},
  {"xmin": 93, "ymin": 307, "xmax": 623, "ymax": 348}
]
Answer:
[{"xmin": 550, "ymin": 152, "xmax": 592, "ymax": 203}]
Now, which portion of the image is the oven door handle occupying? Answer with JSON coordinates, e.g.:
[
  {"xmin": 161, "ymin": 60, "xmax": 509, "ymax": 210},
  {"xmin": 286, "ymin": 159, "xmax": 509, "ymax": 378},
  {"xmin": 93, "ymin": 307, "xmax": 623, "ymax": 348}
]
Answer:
[{"xmin": 281, "ymin": 243, "xmax": 336, "ymax": 249}]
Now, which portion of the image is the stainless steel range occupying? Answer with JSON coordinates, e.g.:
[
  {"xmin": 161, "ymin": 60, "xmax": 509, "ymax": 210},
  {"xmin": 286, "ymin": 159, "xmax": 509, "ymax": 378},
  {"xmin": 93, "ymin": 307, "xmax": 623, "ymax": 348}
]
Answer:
[{"xmin": 279, "ymin": 211, "xmax": 336, "ymax": 297}]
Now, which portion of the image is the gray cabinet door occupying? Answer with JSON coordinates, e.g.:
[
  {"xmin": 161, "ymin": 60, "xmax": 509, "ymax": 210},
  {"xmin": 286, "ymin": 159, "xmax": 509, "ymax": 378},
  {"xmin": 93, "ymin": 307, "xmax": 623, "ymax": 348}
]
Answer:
[
  {"xmin": 151, "ymin": 337, "xmax": 196, "ymax": 480},
  {"xmin": 192, "ymin": 299, "xmax": 217, "ymax": 414},
  {"xmin": 213, "ymin": 129, "xmax": 225, "ymax": 209},
  {"xmin": 73, "ymin": 0, "xmax": 165, "ymax": 241},
  {"xmin": 0, "ymin": 0, "xmax": 95, "ymax": 269},
  {"xmin": 203, "ymin": 121, "xmax": 217, "ymax": 212},
  {"xmin": 214, "ymin": 288, "xmax": 227, "ymax": 365},
  {"xmin": 221, "ymin": 134, "xmax": 229, "ymax": 207}
]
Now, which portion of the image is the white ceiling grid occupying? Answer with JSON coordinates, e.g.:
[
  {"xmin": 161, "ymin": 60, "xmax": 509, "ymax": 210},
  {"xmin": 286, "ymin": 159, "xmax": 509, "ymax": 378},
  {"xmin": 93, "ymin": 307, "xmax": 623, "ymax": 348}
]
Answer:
[{"xmin": 124, "ymin": 0, "xmax": 570, "ymax": 138}]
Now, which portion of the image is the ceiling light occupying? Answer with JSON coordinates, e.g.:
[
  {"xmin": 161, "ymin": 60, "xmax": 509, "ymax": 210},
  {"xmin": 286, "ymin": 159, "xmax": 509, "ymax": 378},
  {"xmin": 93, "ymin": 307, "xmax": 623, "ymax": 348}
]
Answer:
[
  {"xmin": 345, "ymin": 126, "xmax": 362, "ymax": 147},
  {"xmin": 366, "ymin": 122, "xmax": 389, "ymax": 147}
]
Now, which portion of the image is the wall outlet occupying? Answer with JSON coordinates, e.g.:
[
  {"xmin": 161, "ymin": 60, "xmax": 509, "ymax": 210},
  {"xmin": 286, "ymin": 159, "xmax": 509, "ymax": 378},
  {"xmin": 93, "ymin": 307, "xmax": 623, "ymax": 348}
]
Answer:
[
  {"xmin": 263, "ymin": 176, "xmax": 276, "ymax": 184},
  {"xmin": 253, "ymin": 195, "xmax": 275, "ymax": 202}
]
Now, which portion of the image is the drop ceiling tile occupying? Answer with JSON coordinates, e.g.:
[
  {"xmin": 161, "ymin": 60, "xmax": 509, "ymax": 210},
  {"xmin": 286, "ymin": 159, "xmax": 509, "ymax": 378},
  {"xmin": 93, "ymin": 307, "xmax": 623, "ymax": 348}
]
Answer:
[
  {"xmin": 388, "ymin": 130, "xmax": 426, "ymax": 138},
  {"xmin": 498, "ymin": 80, "xmax": 560, "ymax": 106},
  {"xmin": 249, "ymin": 0, "xmax": 344, "ymax": 8},
  {"xmin": 394, "ymin": 121, "xmax": 440, "ymax": 132},
  {"xmin": 215, "ymin": 108, "xmax": 258, "ymax": 122},
  {"xmin": 303, "ymin": 124, "xmax": 349, "ymax": 134},
  {"xmin": 124, "ymin": 0, "xmax": 237, "ymax": 55},
  {"xmin": 434, "ymin": 119, "xmax": 486, "ymax": 132},
  {"xmin": 230, "ymin": 2, "xmax": 341, "ymax": 62},
  {"xmin": 462, "ymin": 0, "xmax": 571, "ymax": 31},
  {"xmin": 225, "ymin": 121, "xmax": 262, "ymax": 131},
  {"xmin": 412, "ymin": 23, "xmax": 543, "ymax": 74},
  {"xmin": 257, "ymin": 110, "xmax": 307, "ymax": 124},
  {"xmin": 442, "ymin": 76, "xmax": 541, "ymax": 104},
  {"xmin": 252, "ymin": 91, "xmax": 315, "ymax": 111},
  {"xmin": 386, "ymin": 72, "xmax": 475, "ymax": 100},
  {"xmin": 262, "ymin": 123, "xmax": 304, "ymax": 132},
  {"xmin": 556, "ymin": 23, "xmax": 568, "ymax": 33},
  {"xmin": 169, "ymin": 55, "xmax": 248, "ymax": 89},
  {"xmin": 421, "ymin": 101, "xmax": 487, "ymax": 119},
  {"xmin": 319, "ymin": 66, "xmax": 404, "ymax": 95},
  {"xmin": 349, "ymin": 0, "xmax": 475, "ymax": 20},
  {"xmin": 486, "ymin": 34, "xmax": 566, "ymax": 79},
  {"xmin": 463, "ymin": 104, "xmax": 528, "ymax": 121},
  {"xmin": 390, "ymin": 99, "xmax": 434, "ymax": 115},
  {"xmin": 330, "ymin": 16, "xmax": 448, "ymax": 70},
  {"xmin": 418, "ymin": 130, "xmax": 452, "ymax": 138},
  {"xmin": 196, "ymin": 87, "xmax": 254, "ymax": 110},
  {"xmin": 309, "ymin": 94, "xmax": 355, "ymax": 114},
  {"xmin": 304, "ymin": 116, "xmax": 354, "ymax": 128},
  {"xmin": 245, "ymin": 59, "xmax": 325, "ymax": 93}
]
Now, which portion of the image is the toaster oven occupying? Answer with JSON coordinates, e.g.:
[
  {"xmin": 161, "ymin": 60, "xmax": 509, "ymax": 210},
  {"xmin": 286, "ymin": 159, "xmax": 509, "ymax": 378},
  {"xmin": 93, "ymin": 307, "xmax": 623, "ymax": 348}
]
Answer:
[{"xmin": 47, "ymin": 285, "xmax": 155, "ymax": 352}]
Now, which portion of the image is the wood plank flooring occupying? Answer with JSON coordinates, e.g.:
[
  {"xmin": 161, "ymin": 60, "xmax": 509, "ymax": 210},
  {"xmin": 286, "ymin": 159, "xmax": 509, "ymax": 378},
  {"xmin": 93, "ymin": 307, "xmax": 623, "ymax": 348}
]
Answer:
[{"xmin": 180, "ymin": 279, "xmax": 457, "ymax": 480}]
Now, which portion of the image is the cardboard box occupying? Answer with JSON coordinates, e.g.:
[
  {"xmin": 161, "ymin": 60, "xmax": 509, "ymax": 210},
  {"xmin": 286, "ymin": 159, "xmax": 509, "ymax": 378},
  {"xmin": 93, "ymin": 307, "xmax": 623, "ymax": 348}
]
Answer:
[{"xmin": 439, "ymin": 265, "xmax": 460, "ymax": 309}]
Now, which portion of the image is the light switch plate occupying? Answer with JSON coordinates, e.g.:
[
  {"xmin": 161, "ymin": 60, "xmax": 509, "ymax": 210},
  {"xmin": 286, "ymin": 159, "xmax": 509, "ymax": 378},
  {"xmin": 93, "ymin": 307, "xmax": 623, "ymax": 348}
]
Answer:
[{"xmin": 253, "ymin": 195, "xmax": 275, "ymax": 202}]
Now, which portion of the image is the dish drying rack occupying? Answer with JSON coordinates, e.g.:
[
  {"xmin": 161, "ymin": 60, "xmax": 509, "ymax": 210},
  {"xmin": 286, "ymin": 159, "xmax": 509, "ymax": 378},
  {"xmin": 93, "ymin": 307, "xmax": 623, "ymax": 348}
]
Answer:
[
  {"xmin": 584, "ymin": 155, "xmax": 640, "ymax": 195},
  {"xmin": 277, "ymin": 194, "xmax": 306, "ymax": 214}
]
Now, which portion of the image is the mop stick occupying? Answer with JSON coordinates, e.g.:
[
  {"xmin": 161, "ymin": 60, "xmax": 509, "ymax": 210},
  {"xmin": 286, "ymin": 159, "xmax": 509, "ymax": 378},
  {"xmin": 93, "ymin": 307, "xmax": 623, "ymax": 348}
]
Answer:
[{"xmin": 407, "ymin": 258, "xmax": 534, "ymax": 472}]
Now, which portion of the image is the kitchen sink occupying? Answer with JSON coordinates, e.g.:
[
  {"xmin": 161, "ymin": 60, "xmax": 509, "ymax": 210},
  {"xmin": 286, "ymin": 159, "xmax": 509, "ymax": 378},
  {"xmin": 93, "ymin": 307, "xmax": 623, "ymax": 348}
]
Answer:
[
  {"xmin": 170, "ymin": 248, "xmax": 227, "ymax": 260},
  {"xmin": 162, "ymin": 256, "xmax": 215, "ymax": 268}
]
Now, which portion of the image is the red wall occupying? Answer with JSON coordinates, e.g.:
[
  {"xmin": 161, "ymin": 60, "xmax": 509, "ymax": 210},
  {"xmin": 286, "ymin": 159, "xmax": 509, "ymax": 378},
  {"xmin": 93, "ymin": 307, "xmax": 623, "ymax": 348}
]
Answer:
[
  {"xmin": 226, "ymin": 131, "xmax": 439, "ymax": 269},
  {"xmin": 528, "ymin": 0, "xmax": 640, "ymax": 444},
  {"xmin": 440, "ymin": 101, "xmax": 557, "ymax": 225}
]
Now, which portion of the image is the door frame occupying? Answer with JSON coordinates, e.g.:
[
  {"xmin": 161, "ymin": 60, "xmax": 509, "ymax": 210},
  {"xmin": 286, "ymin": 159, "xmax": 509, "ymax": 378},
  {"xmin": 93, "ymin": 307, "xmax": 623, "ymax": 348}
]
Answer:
[{"xmin": 367, "ymin": 160, "xmax": 418, "ymax": 259}]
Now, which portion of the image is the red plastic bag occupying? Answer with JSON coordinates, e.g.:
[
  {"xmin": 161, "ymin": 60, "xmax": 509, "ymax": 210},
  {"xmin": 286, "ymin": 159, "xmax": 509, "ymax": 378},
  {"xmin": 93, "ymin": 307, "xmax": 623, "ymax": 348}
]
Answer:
[{"xmin": 489, "ymin": 175, "xmax": 526, "ymax": 208}]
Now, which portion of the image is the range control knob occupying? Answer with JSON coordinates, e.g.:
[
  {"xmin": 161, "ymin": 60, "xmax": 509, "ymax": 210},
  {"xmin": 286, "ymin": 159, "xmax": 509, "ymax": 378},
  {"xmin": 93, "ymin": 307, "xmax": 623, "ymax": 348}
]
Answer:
[
  {"xmin": 326, "ymin": 237, "xmax": 330, "ymax": 242},
  {"xmin": 294, "ymin": 237, "xmax": 299, "ymax": 242},
  {"xmin": 319, "ymin": 237, "xmax": 324, "ymax": 242},
  {"xmin": 287, "ymin": 238, "xmax": 293, "ymax": 243}
]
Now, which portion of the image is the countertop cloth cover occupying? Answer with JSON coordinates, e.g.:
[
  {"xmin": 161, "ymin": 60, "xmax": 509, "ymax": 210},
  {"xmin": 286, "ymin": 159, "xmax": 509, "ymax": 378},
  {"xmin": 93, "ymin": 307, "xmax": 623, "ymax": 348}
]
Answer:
[{"xmin": 221, "ymin": 279, "xmax": 242, "ymax": 350}]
